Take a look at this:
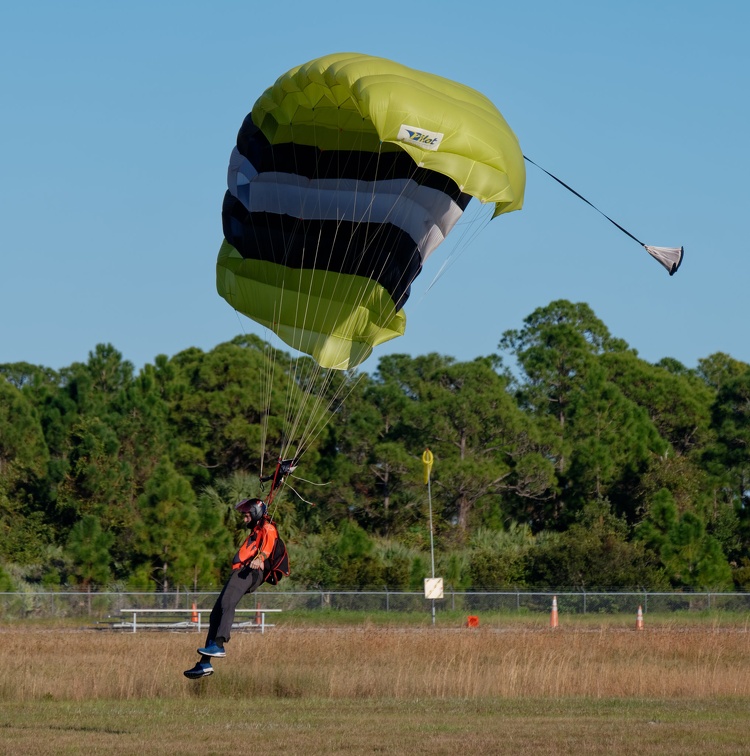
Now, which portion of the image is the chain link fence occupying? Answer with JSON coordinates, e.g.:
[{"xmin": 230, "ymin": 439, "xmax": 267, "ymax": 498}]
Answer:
[{"xmin": 2, "ymin": 589, "xmax": 750, "ymax": 622}]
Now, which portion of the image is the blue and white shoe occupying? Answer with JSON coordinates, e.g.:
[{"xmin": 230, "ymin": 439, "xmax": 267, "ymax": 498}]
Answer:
[
  {"xmin": 184, "ymin": 661, "xmax": 213, "ymax": 679},
  {"xmin": 197, "ymin": 641, "xmax": 226, "ymax": 658}
]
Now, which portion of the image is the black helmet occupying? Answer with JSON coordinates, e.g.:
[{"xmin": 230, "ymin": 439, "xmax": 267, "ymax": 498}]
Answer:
[{"xmin": 235, "ymin": 498, "xmax": 267, "ymax": 522}]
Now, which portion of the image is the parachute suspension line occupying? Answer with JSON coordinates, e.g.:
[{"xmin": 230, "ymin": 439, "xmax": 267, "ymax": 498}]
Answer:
[
  {"xmin": 226, "ymin": 302, "xmax": 275, "ymax": 482},
  {"xmin": 523, "ymin": 155, "xmax": 683, "ymax": 275},
  {"xmin": 262, "ymin": 367, "xmax": 362, "ymax": 513},
  {"xmin": 294, "ymin": 368, "xmax": 365, "ymax": 460},
  {"xmin": 319, "ymin": 136, "xmax": 420, "ymax": 349},
  {"xmin": 373, "ymin": 135, "xmax": 456, "ymax": 317},
  {"xmin": 276, "ymin": 123, "xmax": 405, "ymax": 467},
  {"xmin": 283, "ymin": 481, "xmax": 318, "ymax": 508},
  {"xmin": 409, "ymin": 113, "xmax": 495, "ymax": 301},
  {"xmin": 304, "ymin": 125, "xmax": 402, "ymax": 361},
  {"xmin": 421, "ymin": 202, "xmax": 494, "ymax": 300},
  {"xmin": 282, "ymin": 349, "xmax": 321, "ymax": 460},
  {"xmin": 256, "ymin": 126, "xmax": 301, "ymax": 479},
  {"xmin": 278, "ymin": 117, "xmax": 336, "ymax": 459},
  {"xmin": 259, "ymin": 132, "xmax": 304, "ymax": 480},
  {"xmin": 355, "ymin": 110, "xmax": 492, "ymax": 311},
  {"xmin": 368, "ymin": 145, "xmax": 424, "ymax": 315},
  {"xmin": 287, "ymin": 118, "xmax": 340, "ymax": 466},
  {"xmin": 258, "ymin": 116, "xmax": 350, "ymax": 484},
  {"xmin": 295, "ymin": 134, "xmax": 375, "ymax": 455},
  {"xmin": 284, "ymin": 123, "xmax": 374, "ymax": 457},
  {"xmin": 322, "ymin": 125, "xmax": 382, "ymax": 338},
  {"xmin": 258, "ymin": 333, "xmax": 277, "ymax": 480}
]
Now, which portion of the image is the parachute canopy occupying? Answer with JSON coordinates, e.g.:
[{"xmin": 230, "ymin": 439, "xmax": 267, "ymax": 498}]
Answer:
[{"xmin": 216, "ymin": 52, "xmax": 525, "ymax": 370}]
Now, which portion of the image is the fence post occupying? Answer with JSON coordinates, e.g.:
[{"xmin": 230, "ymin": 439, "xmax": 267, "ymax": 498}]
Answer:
[{"xmin": 583, "ymin": 591, "xmax": 587, "ymax": 615}]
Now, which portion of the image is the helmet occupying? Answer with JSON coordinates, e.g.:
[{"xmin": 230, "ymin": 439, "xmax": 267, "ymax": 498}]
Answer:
[{"xmin": 235, "ymin": 498, "xmax": 267, "ymax": 522}]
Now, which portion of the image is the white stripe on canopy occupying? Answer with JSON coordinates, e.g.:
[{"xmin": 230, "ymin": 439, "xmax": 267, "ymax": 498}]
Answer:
[{"xmin": 227, "ymin": 147, "xmax": 465, "ymax": 263}]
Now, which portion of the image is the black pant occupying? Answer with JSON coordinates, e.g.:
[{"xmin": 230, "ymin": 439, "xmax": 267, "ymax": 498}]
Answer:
[{"xmin": 205, "ymin": 565, "xmax": 265, "ymax": 646}]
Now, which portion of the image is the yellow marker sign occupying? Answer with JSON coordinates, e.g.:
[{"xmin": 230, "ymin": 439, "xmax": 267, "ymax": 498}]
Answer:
[{"xmin": 422, "ymin": 449, "xmax": 434, "ymax": 484}]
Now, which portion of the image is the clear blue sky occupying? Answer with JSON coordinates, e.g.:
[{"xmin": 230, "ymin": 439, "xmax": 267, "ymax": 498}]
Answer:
[{"xmin": 2, "ymin": 1, "xmax": 747, "ymax": 374}]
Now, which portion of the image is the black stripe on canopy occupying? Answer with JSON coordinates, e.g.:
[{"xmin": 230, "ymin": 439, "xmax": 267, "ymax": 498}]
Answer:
[
  {"xmin": 236, "ymin": 116, "xmax": 472, "ymax": 206},
  {"xmin": 222, "ymin": 192, "xmax": 422, "ymax": 311}
]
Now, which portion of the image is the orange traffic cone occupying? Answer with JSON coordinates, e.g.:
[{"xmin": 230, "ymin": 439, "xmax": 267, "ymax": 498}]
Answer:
[
  {"xmin": 636, "ymin": 605, "xmax": 644, "ymax": 631},
  {"xmin": 191, "ymin": 602, "xmax": 198, "ymax": 623},
  {"xmin": 550, "ymin": 595, "xmax": 559, "ymax": 628}
]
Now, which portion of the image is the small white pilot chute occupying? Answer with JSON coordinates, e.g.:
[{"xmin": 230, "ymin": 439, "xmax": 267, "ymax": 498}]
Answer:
[{"xmin": 644, "ymin": 245, "xmax": 684, "ymax": 276}]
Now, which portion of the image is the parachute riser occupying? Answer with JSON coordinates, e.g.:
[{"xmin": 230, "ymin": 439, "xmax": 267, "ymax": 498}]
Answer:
[{"xmin": 260, "ymin": 457, "xmax": 299, "ymax": 508}]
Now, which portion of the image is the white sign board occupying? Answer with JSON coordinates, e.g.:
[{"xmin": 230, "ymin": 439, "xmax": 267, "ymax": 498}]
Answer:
[{"xmin": 424, "ymin": 577, "xmax": 444, "ymax": 600}]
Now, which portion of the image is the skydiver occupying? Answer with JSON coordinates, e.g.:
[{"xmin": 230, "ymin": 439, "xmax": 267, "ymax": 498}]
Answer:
[{"xmin": 183, "ymin": 497, "xmax": 287, "ymax": 679}]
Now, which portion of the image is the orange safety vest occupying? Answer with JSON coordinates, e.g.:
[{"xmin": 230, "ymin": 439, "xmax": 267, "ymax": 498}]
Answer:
[{"xmin": 232, "ymin": 518, "xmax": 279, "ymax": 570}]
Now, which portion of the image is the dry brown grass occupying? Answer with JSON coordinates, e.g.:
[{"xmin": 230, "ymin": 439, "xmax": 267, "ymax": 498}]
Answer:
[
  {"xmin": 2, "ymin": 624, "xmax": 750, "ymax": 754},
  {"xmin": 3, "ymin": 623, "xmax": 750, "ymax": 701}
]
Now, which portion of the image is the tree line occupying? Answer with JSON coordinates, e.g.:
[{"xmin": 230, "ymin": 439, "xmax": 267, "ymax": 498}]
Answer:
[{"xmin": 2, "ymin": 299, "xmax": 749, "ymax": 594}]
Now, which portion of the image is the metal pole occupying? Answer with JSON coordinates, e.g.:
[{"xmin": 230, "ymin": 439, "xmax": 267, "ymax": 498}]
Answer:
[
  {"xmin": 423, "ymin": 449, "xmax": 436, "ymax": 627},
  {"xmin": 427, "ymin": 476, "xmax": 435, "ymax": 579},
  {"xmin": 428, "ymin": 469, "xmax": 436, "ymax": 626}
]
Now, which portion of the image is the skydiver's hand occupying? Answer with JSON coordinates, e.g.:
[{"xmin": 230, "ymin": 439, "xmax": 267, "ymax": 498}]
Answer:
[{"xmin": 249, "ymin": 556, "xmax": 265, "ymax": 570}]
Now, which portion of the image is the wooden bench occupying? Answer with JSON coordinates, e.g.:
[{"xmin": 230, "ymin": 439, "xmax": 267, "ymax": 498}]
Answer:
[{"xmin": 116, "ymin": 608, "xmax": 281, "ymax": 634}]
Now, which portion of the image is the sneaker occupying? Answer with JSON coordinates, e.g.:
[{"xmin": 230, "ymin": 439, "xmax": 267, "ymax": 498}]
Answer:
[
  {"xmin": 184, "ymin": 661, "xmax": 213, "ymax": 679},
  {"xmin": 197, "ymin": 641, "xmax": 226, "ymax": 658}
]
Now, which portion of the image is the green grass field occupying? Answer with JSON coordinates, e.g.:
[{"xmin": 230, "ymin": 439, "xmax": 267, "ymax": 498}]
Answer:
[
  {"xmin": 3, "ymin": 698, "xmax": 750, "ymax": 755},
  {"xmin": 2, "ymin": 619, "xmax": 750, "ymax": 754}
]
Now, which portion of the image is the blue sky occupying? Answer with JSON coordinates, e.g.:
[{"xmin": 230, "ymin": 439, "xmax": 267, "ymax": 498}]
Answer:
[{"xmin": 1, "ymin": 1, "xmax": 747, "ymax": 375}]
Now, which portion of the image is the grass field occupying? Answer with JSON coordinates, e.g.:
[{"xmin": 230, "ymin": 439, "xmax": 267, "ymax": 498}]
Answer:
[{"xmin": 2, "ymin": 619, "xmax": 750, "ymax": 754}]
